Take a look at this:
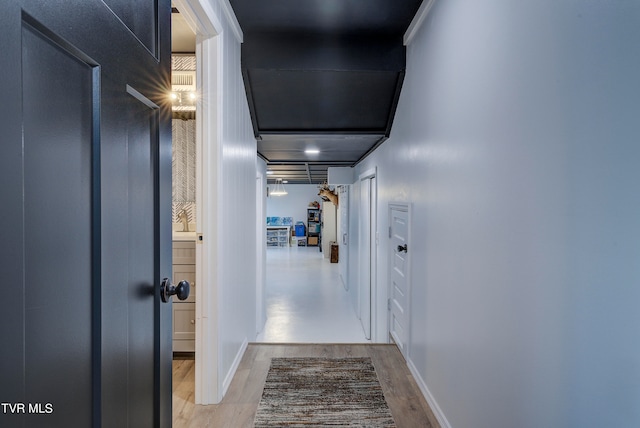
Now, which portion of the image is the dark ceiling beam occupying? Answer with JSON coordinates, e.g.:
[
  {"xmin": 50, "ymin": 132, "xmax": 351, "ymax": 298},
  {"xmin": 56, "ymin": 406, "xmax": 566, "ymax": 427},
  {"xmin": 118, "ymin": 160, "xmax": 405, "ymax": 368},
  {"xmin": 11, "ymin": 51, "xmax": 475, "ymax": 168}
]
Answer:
[
  {"xmin": 246, "ymin": 69, "xmax": 401, "ymax": 134},
  {"xmin": 241, "ymin": 29, "xmax": 407, "ymax": 140},
  {"xmin": 241, "ymin": 33, "xmax": 405, "ymax": 72},
  {"xmin": 230, "ymin": 0, "xmax": 423, "ymax": 181},
  {"xmin": 228, "ymin": 0, "xmax": 423, "ymax": 36},
  {"xmin": 258, "ymin": 129, "xmax": 389, "ymax": 135}
]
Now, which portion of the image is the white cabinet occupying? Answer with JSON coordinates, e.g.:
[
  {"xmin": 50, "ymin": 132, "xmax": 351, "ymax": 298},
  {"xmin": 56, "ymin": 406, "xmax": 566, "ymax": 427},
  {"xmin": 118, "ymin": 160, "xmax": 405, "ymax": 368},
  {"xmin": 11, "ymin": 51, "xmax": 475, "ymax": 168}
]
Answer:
[
  {"xmin": 266, "ymin": 226, "xmax": 290, "ymax": 247},
  {"xmin": 172, "ymin": 241, "xmax": 195, "ymax": 352}
]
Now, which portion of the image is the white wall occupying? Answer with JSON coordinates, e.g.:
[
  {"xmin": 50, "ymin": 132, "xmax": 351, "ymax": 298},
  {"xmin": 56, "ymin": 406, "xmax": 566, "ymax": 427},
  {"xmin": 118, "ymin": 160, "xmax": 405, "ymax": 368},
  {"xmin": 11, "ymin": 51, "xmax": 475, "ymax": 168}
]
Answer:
[
  {"xmin": 190, "ymin": 0, "xmax": 257, "ymax": 402},
  {"xmin": 256, "ymin": 158, "xmax": 267, "ymax": 335},
  {"xmin": 217, "ymin": 17, "xmax": 257, "ymax": 398},
  {"xmin": 351, "ymin": 1, "xmax": 640, "ymax": 427},
  {"xmin": 266, "ymin": 184, "xmax": 322, "ymax": 226}
]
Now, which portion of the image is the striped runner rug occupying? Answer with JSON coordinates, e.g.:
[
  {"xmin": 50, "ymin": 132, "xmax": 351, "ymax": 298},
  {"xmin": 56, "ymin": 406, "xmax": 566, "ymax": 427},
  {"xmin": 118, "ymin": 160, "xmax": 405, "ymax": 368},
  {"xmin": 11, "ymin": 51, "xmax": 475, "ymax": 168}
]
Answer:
[{"xmin": 254, "ymin": 357, "xmax": 396, "ymax": 427}]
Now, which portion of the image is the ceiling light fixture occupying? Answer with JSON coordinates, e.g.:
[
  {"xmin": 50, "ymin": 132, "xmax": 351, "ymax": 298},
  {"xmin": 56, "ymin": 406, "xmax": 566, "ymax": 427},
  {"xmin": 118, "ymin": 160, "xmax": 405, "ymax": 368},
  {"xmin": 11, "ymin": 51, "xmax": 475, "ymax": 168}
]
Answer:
[
  {"xmin": 270, "ymin": 178, "xmax": 288, "ymax": 196},
  {"xmin": 169, "ymin": 90, "xmax": 197, "ymax": 111},
  {"xmin": 305, "ymin": 149, "xmax": 320, "ymax": 155}
]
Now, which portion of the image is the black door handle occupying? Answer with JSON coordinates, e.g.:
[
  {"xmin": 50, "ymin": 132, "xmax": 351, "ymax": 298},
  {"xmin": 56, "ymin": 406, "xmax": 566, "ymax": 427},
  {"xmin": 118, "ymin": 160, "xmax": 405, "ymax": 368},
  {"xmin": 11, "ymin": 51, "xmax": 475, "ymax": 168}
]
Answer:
[
  {"xmin": 397, "ymin": 244, "xmax": 407, "ymax": 253},
  {"xmin": 160, "ymin": 278, "xmax": 190, "ymax": 303}
]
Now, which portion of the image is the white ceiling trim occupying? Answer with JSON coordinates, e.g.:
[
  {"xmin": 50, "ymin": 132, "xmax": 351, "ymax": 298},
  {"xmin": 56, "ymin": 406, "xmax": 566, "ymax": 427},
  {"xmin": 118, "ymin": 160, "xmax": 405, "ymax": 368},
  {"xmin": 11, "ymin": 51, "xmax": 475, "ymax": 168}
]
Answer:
[
  {"xmin": 173, "ymin": 0, "xmax": 223, "ymax": 38},
  {"xmin": 404, "ymin": 0, "xmax": 437, "ymax": 46}
]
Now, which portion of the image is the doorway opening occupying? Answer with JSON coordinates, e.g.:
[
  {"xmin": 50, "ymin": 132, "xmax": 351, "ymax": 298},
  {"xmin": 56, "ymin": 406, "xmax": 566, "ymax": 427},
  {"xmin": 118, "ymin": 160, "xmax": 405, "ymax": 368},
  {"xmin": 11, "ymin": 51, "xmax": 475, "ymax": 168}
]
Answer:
[
  {"xmin": 170, "ymin": 4, "xmax": 197, "ymax": 358},
  {"xmin": 170, "ymin": 0, "xmax": 227, "ymax": 407},
  {"xmin": 170, "ymin": 4, "xmax": 204, "ymax": 420},
  {"xmin": 359, "ymin": 169, "xmax": 377, "ymax": 340},
  {"xmin": 258, "ymin": 183, "xmax": 368, "ymax": 343}
]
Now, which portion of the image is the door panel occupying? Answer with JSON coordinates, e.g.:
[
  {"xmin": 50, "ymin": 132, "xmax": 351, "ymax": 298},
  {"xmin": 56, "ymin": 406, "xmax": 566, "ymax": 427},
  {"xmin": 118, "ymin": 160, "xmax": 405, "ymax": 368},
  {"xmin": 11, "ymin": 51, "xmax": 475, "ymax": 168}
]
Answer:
[
  {"xmin": 100, "ymin": 86, "xmax": 164, "ymax": 428},
  {"xmin": 339, "ymin": 186, "xmax": 349, "ymax": 290},
  {"xmin": 126, "ymin": 90, "xmax": 159, "ymax": 427},
  {"xmin": 22, "ymin": 18, "xmax": 96, "ymax": 427},
  {"xmin": 389, "ymin": 204, "xmax": 410, "ymax": 357},
  {"xmin": 0, "ymin": 1, "xmax": 172, "ymax": 427},
  {"xmin": 102, "ymin": 0, "xmax": 158, "ymax": 56},
  {"xmin": 173, "ymin": 304, "xmax": 196, "ymax": 341},
  {"xmin": 359, "ymin": 176, "xmax": 375, "ymax": 340},
  {"xmin": 359, "ymin": 178, "xmax": 371, "ymax": 339}
]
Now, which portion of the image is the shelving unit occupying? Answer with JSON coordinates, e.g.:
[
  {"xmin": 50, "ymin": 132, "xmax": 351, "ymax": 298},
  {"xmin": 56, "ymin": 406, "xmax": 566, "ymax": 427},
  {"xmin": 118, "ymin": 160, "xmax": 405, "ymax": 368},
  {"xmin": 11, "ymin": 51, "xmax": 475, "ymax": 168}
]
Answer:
[
  {"xmin": 307, "ymin": 208, "xmax": 321, "ymax": 246},
  {"xmin": 267, "ymin": 226, "xmax": 291, "ymax": 247}
]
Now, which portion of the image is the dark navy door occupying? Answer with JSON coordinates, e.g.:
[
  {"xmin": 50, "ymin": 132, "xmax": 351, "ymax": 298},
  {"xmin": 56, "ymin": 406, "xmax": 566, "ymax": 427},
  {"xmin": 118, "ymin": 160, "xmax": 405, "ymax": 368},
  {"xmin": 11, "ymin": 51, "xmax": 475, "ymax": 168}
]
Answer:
[{"xmin": 0, "ymin": 1, "xmax": 173, "ymax": 427}]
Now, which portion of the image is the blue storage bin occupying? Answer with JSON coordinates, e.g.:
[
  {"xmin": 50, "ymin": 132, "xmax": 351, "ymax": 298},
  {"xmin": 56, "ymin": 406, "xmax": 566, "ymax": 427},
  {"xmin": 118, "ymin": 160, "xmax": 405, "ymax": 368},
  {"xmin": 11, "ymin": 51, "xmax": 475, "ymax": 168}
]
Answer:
[{"xmin": 295, "ymin": 223, "xmax": 306, "ymax": 236}]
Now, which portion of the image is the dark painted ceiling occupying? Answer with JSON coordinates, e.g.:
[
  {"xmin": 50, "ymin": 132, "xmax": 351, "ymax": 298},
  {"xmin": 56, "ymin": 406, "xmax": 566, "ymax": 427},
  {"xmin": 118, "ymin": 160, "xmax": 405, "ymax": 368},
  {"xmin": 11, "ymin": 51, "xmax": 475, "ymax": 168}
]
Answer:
[{"xmin": 228, "ymin": 0, "xmax": 423, "ymax": 184}]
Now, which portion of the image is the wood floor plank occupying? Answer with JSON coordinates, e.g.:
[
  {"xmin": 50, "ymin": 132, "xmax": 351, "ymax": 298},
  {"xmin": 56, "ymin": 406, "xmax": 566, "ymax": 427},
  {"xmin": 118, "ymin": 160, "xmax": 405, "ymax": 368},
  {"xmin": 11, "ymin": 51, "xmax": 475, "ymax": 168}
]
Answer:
[
  {"xmin": 367, "ymin": 346, "xmax": 438, "ymax": 428},
  {"xmin": 172, "ymin": 344, "xmax": 440, "ymax": 428}
]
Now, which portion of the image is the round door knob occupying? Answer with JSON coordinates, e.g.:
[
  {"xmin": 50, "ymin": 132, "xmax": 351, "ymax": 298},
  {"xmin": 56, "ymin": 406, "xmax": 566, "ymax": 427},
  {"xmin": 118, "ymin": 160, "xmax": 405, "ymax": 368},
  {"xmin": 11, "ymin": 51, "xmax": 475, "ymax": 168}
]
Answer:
[{"xmin": 160, "ymin": 278, "xmax": 190, "ymax": 303}]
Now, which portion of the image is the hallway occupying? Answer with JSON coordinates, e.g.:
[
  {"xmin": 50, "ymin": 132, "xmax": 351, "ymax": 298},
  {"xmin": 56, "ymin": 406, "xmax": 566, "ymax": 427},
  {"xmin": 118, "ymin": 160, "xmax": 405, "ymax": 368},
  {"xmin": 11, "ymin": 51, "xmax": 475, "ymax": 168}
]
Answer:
[
  {"xmin": 173, "ymin": 344, "xmax": 437, "ymax": 427},
  {"xmin": 257, "ymin": 246, "xmax": 368, "ymax": 343}
]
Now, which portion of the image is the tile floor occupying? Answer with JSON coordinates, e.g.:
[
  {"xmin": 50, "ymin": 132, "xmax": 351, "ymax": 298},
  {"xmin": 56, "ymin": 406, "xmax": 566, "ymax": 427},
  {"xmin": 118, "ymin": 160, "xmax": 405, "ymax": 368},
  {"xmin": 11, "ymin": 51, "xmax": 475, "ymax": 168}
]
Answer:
[{"xmin": 256, "ymin": 245, "xmax": 369, "ymax": 343}]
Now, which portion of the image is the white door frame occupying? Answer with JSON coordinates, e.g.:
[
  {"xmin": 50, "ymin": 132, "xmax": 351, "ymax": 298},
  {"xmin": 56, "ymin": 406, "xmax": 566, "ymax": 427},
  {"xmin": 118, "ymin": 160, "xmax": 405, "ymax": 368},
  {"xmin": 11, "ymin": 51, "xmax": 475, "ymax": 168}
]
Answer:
[
  {"xmin": 256, "ymin": 171, "xmax": 266, "ymax": 335},
  {"xmin": 171, "ymin": 0, "xmax": 225, "ymax": 405},
  {"xmin": 338, "ymin": 185, "xmax": 349, "ymax": 291},
  {"xmin": 358, "ymin": 167, "xmax": 377, "ymax": 340}
]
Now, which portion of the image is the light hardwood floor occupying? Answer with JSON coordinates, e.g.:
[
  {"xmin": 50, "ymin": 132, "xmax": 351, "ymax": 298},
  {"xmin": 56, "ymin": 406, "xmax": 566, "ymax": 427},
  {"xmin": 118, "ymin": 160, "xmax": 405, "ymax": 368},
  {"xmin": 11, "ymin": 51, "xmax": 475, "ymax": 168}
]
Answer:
[{"xmin": 173, "ymin": 344, "xmax": 439, "ymax": 428}]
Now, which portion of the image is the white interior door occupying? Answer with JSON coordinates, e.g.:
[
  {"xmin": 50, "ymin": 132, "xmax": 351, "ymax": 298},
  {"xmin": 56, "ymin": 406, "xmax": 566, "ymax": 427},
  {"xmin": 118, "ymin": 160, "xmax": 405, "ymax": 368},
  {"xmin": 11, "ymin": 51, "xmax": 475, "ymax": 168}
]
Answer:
[
  {"xmin": 389, "ymin": 203, "xmax": 410, "ymax": 357},
  {"xmin": 338, "ymin": 186, "xmax": 349, "ymax": 290},
  {"xmin": 359, "ymin": 174, "xmax": 376, "ymax": 340}
]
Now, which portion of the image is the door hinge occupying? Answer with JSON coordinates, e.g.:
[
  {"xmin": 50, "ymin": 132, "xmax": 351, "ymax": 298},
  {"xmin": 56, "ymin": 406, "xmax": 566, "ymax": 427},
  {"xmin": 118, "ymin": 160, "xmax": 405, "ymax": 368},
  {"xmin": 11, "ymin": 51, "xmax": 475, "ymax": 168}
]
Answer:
[
  {"xmin": 387, "ymin": 298, "xmax": 391, "ymax": 311},
  {"xmin": 388, "ymin": 226, "xmax": 392, "ymax": 238}
]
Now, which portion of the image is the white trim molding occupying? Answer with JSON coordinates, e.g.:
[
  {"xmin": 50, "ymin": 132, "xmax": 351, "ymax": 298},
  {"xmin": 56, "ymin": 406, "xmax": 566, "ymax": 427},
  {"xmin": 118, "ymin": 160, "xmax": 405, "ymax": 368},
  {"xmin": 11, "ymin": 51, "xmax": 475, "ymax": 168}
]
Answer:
[
  {"xmin": 222, "ymin": 338, "xmax": 248, "ymax": 396},
  {"xmin": 407, "ymin": 358, "xmax": 452, "ymax": 428},
  {"xmin": 173, "ymin": 0, "xmax": 222, "ymax": 37},
  {"xmin": 404, "ymin": 0, "xmax": 437, "ymax": 46},
  {"xmin": 174, "ymin": 0, "xmax": 225, "ymax": 406},
  {"xmin": 359, "ymin": 167, "xmax": 377, "ymax": 181},
  {"xmin": 219, "ymin": 0, "xmax": 243, "ymax": 43}
]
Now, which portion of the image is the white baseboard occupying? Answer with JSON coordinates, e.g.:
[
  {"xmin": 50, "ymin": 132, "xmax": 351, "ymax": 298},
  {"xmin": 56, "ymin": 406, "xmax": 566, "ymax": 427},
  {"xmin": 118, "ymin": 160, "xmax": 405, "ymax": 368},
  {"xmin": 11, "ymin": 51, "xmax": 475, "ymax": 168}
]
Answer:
[
  {"xmin": 221, "ymin": 338, "xmax": 248, "ymax": 397},
  {"xmin": 406, "ymin": 358, "xmax": 452, "ymax": 428}
]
